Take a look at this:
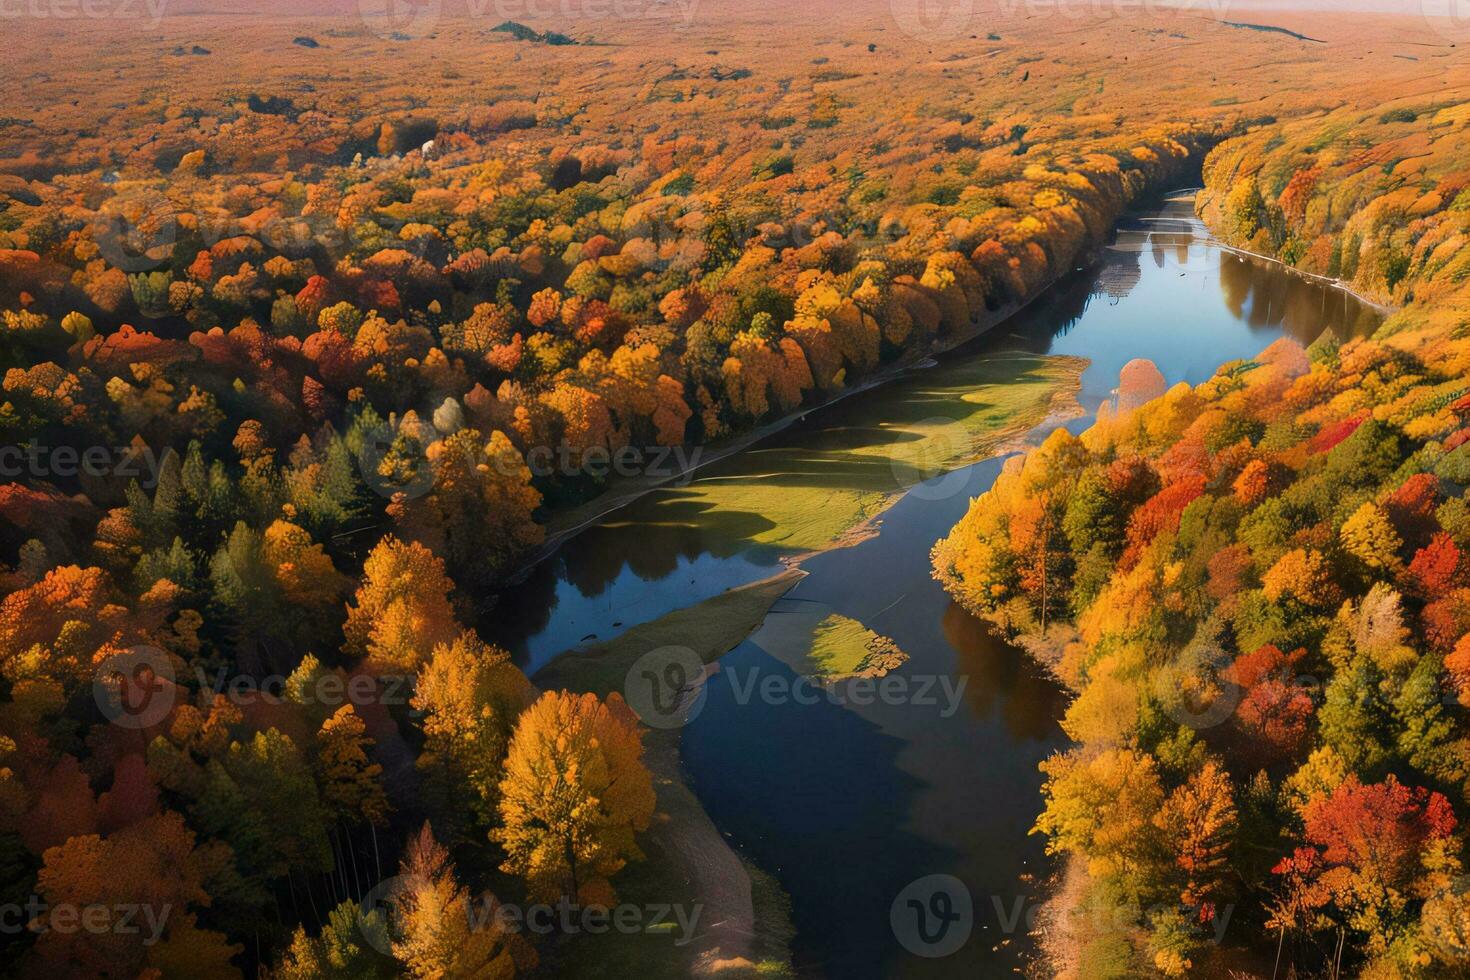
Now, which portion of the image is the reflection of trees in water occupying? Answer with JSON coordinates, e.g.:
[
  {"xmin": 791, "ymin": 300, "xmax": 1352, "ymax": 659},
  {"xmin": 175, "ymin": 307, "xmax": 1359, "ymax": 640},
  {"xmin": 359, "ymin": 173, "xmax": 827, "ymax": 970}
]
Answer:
[
  {"xmin": 1217, "ymin": 253, "xmax": 1382, "ymax": 344},
  {"xmin": 1014, "ymin": 266, "xmax": 1096, "ymax": 347},
  {"xmin": 558, "ymin": 512, "xmax": 763, "ymax": 598},
  {"xmin": 484, "ymin": 495, "xmax": 780, "ymax": 659},
  {"xmin": 941, "ymin": 602, "xmax": 1066, "ymax": 742},
  {"xmin": 1094, "ymin": 248, "xmax": 1143, "ymax": 303},
  {"xmin": 488, "ymin": 229, "xmax": 1386, "ymax": 670},
  {"xmin": 481, "ymin": 559, "xmax": 560, "ymax": 657},
  {"xmin": 1219, "ymin": 248, "xmax": 1251, "ymax": 320}
]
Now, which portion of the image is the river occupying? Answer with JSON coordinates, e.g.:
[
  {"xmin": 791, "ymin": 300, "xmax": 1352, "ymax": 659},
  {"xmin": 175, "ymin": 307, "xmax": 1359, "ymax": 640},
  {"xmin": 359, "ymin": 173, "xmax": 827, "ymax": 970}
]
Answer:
[{"xmin": 486, "ymin": 191, "xmax": 1383, "ymax": 978}]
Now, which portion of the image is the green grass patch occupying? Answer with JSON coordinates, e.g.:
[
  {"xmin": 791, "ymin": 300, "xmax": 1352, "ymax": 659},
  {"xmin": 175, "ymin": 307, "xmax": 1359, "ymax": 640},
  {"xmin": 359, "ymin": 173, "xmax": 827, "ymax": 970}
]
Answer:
[
  {"xmin": 625, "ymin": 352, "xmax": 1086, "ymax": 555},
  {"xmin": 804, "ymin": 613, "xmax": 907, "ymax": 680}
]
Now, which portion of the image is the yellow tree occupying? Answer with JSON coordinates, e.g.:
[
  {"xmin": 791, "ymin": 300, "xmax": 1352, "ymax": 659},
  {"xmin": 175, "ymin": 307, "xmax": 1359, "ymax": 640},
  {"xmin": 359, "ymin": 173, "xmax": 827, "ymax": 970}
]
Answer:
[
  {"xmin": 494, "ymin": 691, "xmax": 656, "ymax": 903},
  {"xmin": 415, "ymin": 428, "xmax": 543, "ymax": 583},
  {"xmin": 392, "ymin": 823, "xmax": 523, "ymax": 980},
  {"xmin": 263, "ymin": 518, "xmax": 347, "ymax": 612},
  {"xmin": 316, "ymin": 704, "xmax": 390, "ymax": 827},
  {"xmin": 412, "ymin": 631, "xmax": 534, "ymax": 831},
  {"xmin": 1034, "ymin": 747, "xmax": 1165, "ymax": 890},
  {"xmin": 343, "ymin": 537, "xmax": 460, "ymax": 675},
  {"xmin": 1340, "ymin": 502, "xmax": 1404, "ymax": 575},
  {"xmin": 1153, "ymin": 760, "xmax": 1238, "ymax": 910}
]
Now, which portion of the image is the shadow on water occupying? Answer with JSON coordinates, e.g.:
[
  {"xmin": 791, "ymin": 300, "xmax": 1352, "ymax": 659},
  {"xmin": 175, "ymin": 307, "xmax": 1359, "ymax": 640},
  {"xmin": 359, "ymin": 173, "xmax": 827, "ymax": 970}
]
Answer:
[{"xmin": 683, "ymin": 636, "xmax": 952, "ymax": 979}]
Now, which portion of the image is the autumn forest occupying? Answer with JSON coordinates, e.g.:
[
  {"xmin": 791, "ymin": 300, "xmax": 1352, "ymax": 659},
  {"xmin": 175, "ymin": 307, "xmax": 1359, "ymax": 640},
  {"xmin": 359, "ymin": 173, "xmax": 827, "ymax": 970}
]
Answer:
[{"xmin": 3, "ymin": 1, "xmax": 1470, "ymax": 978}]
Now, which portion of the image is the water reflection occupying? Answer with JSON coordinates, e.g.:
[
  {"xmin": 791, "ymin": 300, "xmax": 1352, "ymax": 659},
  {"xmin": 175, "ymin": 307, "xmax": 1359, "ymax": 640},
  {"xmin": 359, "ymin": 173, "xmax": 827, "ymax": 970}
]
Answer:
[
  {"xmin": 1218, "ymin": 250, "xmax": 1381, "ymax": 339},
  {"xmin": 942, "ymin": 601, "xmax": 1067, "ymax": 743}
]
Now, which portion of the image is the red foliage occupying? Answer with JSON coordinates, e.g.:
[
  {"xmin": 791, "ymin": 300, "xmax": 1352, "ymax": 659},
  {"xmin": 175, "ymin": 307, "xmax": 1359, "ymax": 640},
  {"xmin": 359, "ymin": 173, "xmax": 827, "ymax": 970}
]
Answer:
[
  {"xmin": 1408, "ymin": 532, "xmax": 1462, "ymax": 598},
  {"xmin": 81, "ymin": 325, "xmax": 194, "ymax": 374},
  {"xmin": 1444, "ymin": 426, "xmax": 1470, "ymax": 452},
  {"xmin": 96, "ymin": 754, "xmax": 160, "ymax": 834},
  {"xmin": 300, "ymin": 375, "xmax": 336, "ymax": 422},
  {"xmin": 1278, "ymin": 166, "xmax": 1322, "ymax": 225},
  {"xmin": 1206, "ymin": 544, "xmax": 1253, "ymax": 602},
  {"xmin": 186, "ymin": 250, "xmax": 213, "ymax": 282},
  {"xmin": 572, "ymin": 299, "xmax": 629, "ymax": 349},
  {"xmin": 1233, "ymin": 458, "xmax": 1272, "ymax": 505},
  {"xmin": 1225, "ymin": 644, "xmax": 1302, "ymax": 690},
  {"xmin": 1302, "ymin": 775, "xmax": 1456, "ymax": 883},
  {"xmin": 0, "ymin": 482, "xmax": 96, "ymax": 538},
  {"xmin": 1309, "ymin": 414, "xmax": 1366, "ymax": 454},
  {"xmin": 1119, "ymin": 474, "xmax": 1206, "ymax": 570},
  {"xmin": 302, "ymin": 327, "xmax": 363, "ymax": 391},
  {"xmin": 17, "ymin": 754, "xmax": 99, "ymax": 854},
  {"xmin": 1225, "ymin": 645, "xmax": 1314, "ymax": 762},
  {"xmin": 1385, "ymin": 472, "xmax": 1442, "ymax": 549},
  {"xmin": 358, "ymin": 278, "xmax": 401, "ymax": 312},
  {"xmin": 1422, "ymin": 587, "xmax": 1470, "ymax": 653},
  {"xmin": 582, "ymin": 234, "xmax": 618, "ymax": 261},
  {"xmin": 486, "ymin": 333, "xmax": 524, "ymax": 374},
  {"xmin": 294, "ymin": 274, "xmax": 334, "ymax": 326}
]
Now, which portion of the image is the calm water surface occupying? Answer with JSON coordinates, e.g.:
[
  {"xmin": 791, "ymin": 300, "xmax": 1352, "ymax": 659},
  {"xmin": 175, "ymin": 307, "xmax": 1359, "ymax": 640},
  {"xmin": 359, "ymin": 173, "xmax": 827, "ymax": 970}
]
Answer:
[{"xmin": 488, "ymin": 193, "xmax": 1382, "ymax": 978}]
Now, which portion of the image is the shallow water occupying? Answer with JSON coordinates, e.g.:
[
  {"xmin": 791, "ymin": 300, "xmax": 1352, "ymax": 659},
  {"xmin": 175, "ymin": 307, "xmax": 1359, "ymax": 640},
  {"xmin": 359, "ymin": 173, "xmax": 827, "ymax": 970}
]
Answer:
[{"xmin": 487, "ymin": 192, "xmax": 1382, "ymax": 978}]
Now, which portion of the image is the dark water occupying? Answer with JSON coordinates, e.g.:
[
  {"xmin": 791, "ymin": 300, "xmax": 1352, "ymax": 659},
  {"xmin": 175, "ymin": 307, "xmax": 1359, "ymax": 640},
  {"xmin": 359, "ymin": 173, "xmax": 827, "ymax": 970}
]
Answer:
[{"xmin": 489, "ymin": 193, "xmax": 1382, "ymax": 978}]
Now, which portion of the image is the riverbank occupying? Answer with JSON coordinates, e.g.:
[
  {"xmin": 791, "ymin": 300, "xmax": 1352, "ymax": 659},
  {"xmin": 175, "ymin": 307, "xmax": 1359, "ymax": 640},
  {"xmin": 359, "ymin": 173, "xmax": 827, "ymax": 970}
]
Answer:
[
  {"xmin": 533, "ymin": 570, "xmax": 805, "ymax": 977},
  {"xmin": 506, "ymin": 311, "xmax": 1086, "ymax": 587},
  {"xmin": 1003, "ymin": 197, "xmax": 1403, "ymax": 979}
]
